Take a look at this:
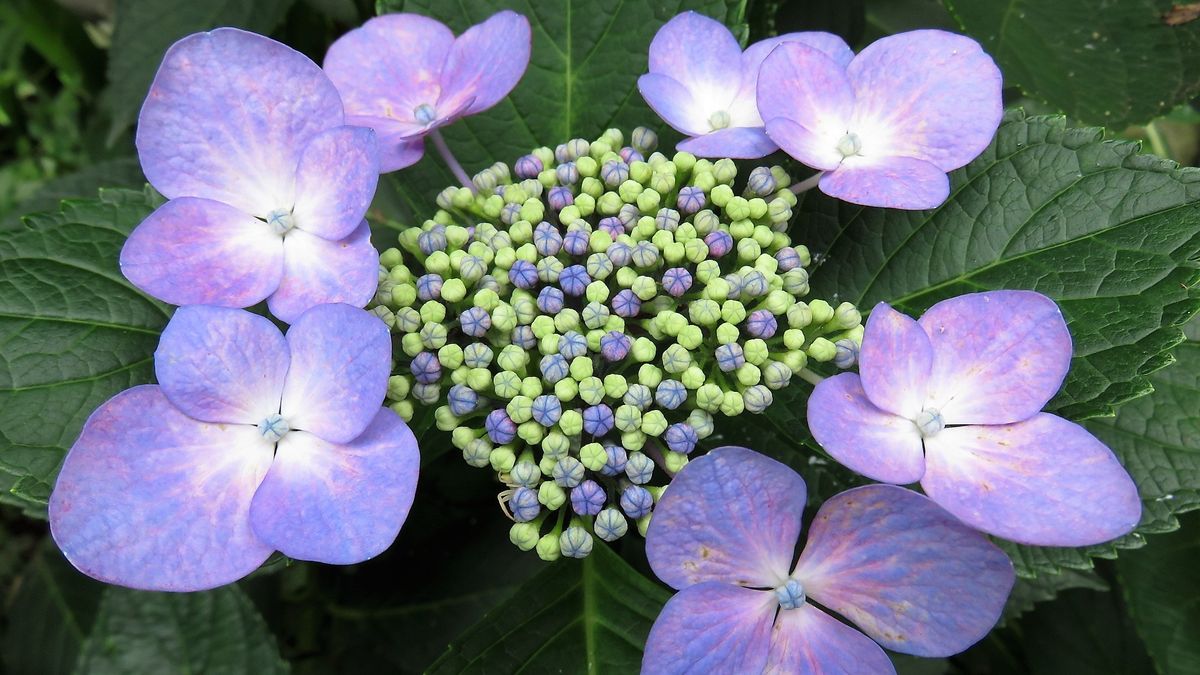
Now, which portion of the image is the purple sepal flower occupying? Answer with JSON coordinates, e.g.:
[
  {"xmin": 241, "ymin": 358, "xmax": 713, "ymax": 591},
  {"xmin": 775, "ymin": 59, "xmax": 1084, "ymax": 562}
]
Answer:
[
  {"xmin": 642, "ymin": 447, "xmax": 1014, "ymax": 673},
  {"xmin": 664, "ymin": 422, "xmax": 698, "ymax": 454},
  {"xmin": 715, "ymin": 343, "xmax": 745, "ymax": 372},
  {"xmin": 510, "ymin": 487, "xmax": 540, "ymax": 522},
  {"xmin": 656, "ymin": 380, "xmax": 688, "ymax": 411},
  {"xmin": 607, "ymin": 241, "xmax": 633, "ymax": 266},
  {"xmin": 601, "ymin": 160, "xmax": 630, "ymax": 188},
  {"xmin": 460, "ymin": 306, "xmax": 492, "ymax": 337},
  {"xmin": 511, "ymin": 325, "xmax": 537, "ymax": 350},
  {"xmin": 49, "ymin": 305, "xmax": 416, "ymax": 590},
  {"xmin": 571, "ymin": 480, "xmax": 607, "ymax": 516},
  {"xmin": 514, "ymin": 154, "xmax": 543, "ymax": 178},
  {"xmin": 509, "ymin": 259, "xmax": 539, "ymax": 289},
  {"xmin": 562, "ymin": 229, "xmax": 591, "ymax": 256},
  {"xmin": 600, "ymin": 331, "xmax": 632, "ymax": 362},
  {"xmin": 485, "ymin": 409, "xmax": 517, "ymax": 444},
  {"xmin": 558, "ymin": 331, "xmax": 588, "ymax": 359},
  {"xmin": 534, "ymin": 222, "xmax": 563, "ymax": 256},
  {"xmin": 531, "ymin": 394, "xmax": 563, "ymax": 427},
  {"xmin": 559, "ymin": 265, "xmax": 591, "ymax": 296},
  {"xmin": 807, "ymin": 291, "xmax": 1142, "ymax": 546},
  {"xmin": 600, "ymin": 444, "xmax": 629, "ymax": 477},
  {"xmin": 661, "ymin": 267, "xmax": 693, "ymax": 297},
  {"xmin": 611, "ymin": 289, "xmax": 643, "ymax": 318},
  {"xmin": 676, "ymin": 186, "xmax": 706, "ymax": 214},
  {"xmin": 704, "ymin": 230, "xmax": 734, "ymax": 258},
  {"xmin": 598, "ymin": 216, "xmax": 626, "ymax": 239},
  {"xmin": 746, "ymin": 309, "xmax": 778, "ymax": 338},
  {"xmin": 447, "ymin": 383, "xmax": 479, "ymax": 416},
  {"xmin": 416, "ymin": 273, "xmax": 444, "ymax": 301},
  {"xmin": 582, "ymin": 404, "xmax": 615, "ymax": 436},
  {"xmin": 756, "ymin": 30, "xmax": 1003, "ymax": 209},
  {"xmin": 323, "ymin": 11, "xmax": 532, "ymax": 172},
  {"xmin": 775, "ymin": 246, "xmax": 802, "ymax": 271},
  {"xmin": 620, "ymin": 485, "xmax": 654, "ymax": 519},
  {"xmin": 539, "ymin": 354, "xmax": 570, "ymax": 384},
  {"xmin": 548, "ymin": 185, "xmax": 574, "ymax": 211},
  {"xmin": 410, "ymin": 351, "xmax": 442, "ymax": 384},
  {"xmin": 537, "ymin": 286, "xmax": 565, "ymax": 314}
]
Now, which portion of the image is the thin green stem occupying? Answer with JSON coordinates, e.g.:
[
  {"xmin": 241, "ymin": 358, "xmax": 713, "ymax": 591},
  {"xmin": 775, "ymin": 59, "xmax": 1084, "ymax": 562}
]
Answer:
[
  {"xmin": 790, "ymin": 172, "xmax": 824, "ymax": 194},
  {"xmin": 797, "ymin": 368, "xmax": 825, "ymax": 386}
]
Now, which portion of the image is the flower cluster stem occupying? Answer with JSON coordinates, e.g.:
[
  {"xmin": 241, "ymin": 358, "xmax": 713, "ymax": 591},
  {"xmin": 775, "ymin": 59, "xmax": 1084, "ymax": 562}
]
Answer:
[
  {"xmin": 790, "ymin": 172, "xmax": 823, "ymax": 194},
  {"xmin": 431, "ymin": 129, "xmax": 475, "ymax": 191}
]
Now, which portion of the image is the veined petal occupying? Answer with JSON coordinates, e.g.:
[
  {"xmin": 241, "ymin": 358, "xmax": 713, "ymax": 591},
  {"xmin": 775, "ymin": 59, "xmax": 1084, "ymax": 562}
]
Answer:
[
  {"xmin": 639, "ymin": 73, "xmax": 708, "ymax": 137},
  {"xmin": 757, "ymin": 41, "xmax": 854, "ymax": 170},
  {"xmin": 918, "ymin": 290, "xmax": 1073, "ymax": 425},
  {"xmin": 732, "ymin": 32, "xmax": 854, "ymax": 126},
  {"xmin": 249, "ymin": 410, "xmax": 419, "ymax": 564},
  {"xmin": 120, "ymin": 197, "xmax": 283, "ymax": 308},
  {"xmin": 922, "ymin": 414, "xmax": 1142, "ymax": 546},
  {"xmin": 763, "ymin": 118, "xmax": 843, "ymax": 171},
  {"xmin": 438, "ymin": 11, "xmax": 531, "ymax": 115},
  {"xmin": 279, "ymin": 303, "xmax": 391, "ymax": 443},
  {"xmin": 859, "ymin": 302, "xmax": 932, "ymax": 419},
  {"xmin": 137, "ymin": 28, "xmax": 342, "ymax": 217},
  {"xmin": 292, "ymin": 126, "xmax": 379, "ymax": 241},
  {"xmin": 807, "ymin": 374, "xmax": 926, "ymax": 485},
  {"xmin": 766, "ymin": 604, "xmax": 896, "ymax": 674},
  {"xmin": 49, "ymin": 386, "xmax": 274, "ymax": 591},
  {"xmin": 647, "ymin": 12, "xmax": 744, "ymax": 113},
  {"xmin": 677, "ymin": 127, "xmax": 778, "ymax": 159},
  {"xmin": 268, "ymin": 221, "xmax": 378, "ymax": 324},
  {"xmin": 820, "ymin": 155, "xmax": 950, "ymax": 210},
  {"xmin": 794, "ymin": 485, "xmax": 1014, "ymax": 657},
  {"xmin": 155, "ymin": 306, "xmax": 288, "ymax": 425},
  {"xmin": 646, "ymin": 446, "xmax": 804, "ymax": 590},
  {"xmin": 641, "ymin": 583, "xmax": 775, "ymax": 675}
]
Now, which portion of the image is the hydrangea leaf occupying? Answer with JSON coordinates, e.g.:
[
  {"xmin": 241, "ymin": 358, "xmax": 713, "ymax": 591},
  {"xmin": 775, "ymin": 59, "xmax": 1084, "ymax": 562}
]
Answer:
[
  {"xmin": 0, "ymin": 187, "xmax": 169, "ymax": 513},
  {"xmin": 945, "ymin": 0, "xmax": 1200, "ymax": 128},
  {"xmin": 427, "ymin": 543, "xmax": 670, "ymax": 674}
]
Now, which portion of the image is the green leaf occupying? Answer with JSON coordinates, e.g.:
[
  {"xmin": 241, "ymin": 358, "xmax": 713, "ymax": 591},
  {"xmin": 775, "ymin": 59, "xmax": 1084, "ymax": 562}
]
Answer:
[
  {"xmin": 1118, "ymin": 512, "xmax": 1200, "ymax": 675},
  {"xmin": 103, "ymin": 0, "xmax": 296, "ymax": 143},
  {"xmin": 944, "ymin": 0, "xmax": 1200, "ymax": 127},
  {"xmin": 1001, "ymin": 568, "xmax": 1109, "ymax": 625},
  {"xmin": 427, "ymin": 544, "xmax": 670, "ymax": 674},
  {"xmin": 370, "ymin": 0, "xmax": 748, "ymax": 223},
  {"xmin": 0, "ymin": 187, "xmax": 169, "ymax": 512},
  {"xmin": 76, "ymin": 585, "xmax": 290, "ymax": 674}
]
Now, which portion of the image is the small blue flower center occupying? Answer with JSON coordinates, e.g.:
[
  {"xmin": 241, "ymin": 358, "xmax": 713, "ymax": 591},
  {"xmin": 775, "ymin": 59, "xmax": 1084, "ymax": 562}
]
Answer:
[
  {"xmin": 266, "ymin": 209, "xmax": 295, "ymax": 235},
  {"xmin": 836, "ymin": 132, "xmax": 862, "ymax": 157},
  {"xmin": 914, "ymin": 408, "xmax": 945, "ymax": 438},
  {"xmin": 414, "ymin": 103, "xmax": 438, "ymax": 125},
  {"xmin": 257, "ymin": 413, "xmax": 290, "ymax": 443},
  {"xmin": 707, "ymin": 110, "xmax": 731, "ymax": 131},
  {"xmin": 775, "ymin": 578, "xmax": 806, "ymax": 610}
]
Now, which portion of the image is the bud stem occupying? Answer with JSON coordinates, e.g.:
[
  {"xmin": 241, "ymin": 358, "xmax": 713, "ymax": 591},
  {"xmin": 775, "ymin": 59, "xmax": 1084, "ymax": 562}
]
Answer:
[
  {"xmin": 797, "ymin": 368, "xmax": 825, "ymax": 386},
  {"xmin": 431, "ymin": 129, "xmax": 475, "ymax": 192},
  {"xmin": 790, "ymin": 172, "xmax": 823, "ymax": 195}
]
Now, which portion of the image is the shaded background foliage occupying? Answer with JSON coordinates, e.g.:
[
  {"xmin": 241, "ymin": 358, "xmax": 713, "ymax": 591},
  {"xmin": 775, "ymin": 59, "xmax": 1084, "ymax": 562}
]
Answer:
[{"xmin": 0, "ymin": 0, "xmax": 1198, "ymax": 672}]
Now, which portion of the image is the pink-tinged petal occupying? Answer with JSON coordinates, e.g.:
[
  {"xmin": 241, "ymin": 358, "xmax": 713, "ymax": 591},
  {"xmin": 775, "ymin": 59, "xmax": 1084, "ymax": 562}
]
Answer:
[
  {"xmin": 292, "ymin": 126, "xmax": 379, "ymax": 241},
  {"xmin": 646, "ymin": 446, "xmax": 804, "ymax": 590},
  {"xmin": 807, "ymin": 374, "xmax": 925, "ymax": 484},
  {"xmin": 918, "ymin": 290, "xmax": 1073, "ymax": 425},
  {"xmin": 820, "ymin": 155, "xmax": 950, "ymax": 210},
  {"xmin": 438, "ymin": 11, "xmax": 531, "ymax": 115},
  {"xmin": 922, "ymin": 414, "xmax": 1142, "ymax": 546},
  {"xmin": 795, "ymin": 485, "xmax": 1014, "ymax": 657},
  {"xmin": 677, "ymin": 127, "xmax": 778, "ymax": 159},
  {"xmin": 648, "ymin": 12, "xmax": 744, "ymax": 109},
  {"xmin": 279, "ymin": 303, "xmax": 391, "ymax": 443},
  {"xmin": 859, "ymin": 302, "xmax": 932, "ymax": 418},
  {"xmin": 346, "ymin": 116, "xmax": 427, "ymax": 172},
  {"xmin": 323, "ymin": 14, "xmax": 454, "ymax": 125},
  {"xmin": 733, "ymin": 32, "xmax": 854, "ymax": 126},
  {"xmin": 155, "ymin": 306, "xmax": 288, "ymax": 425},
  {"xmin": 249, "ymin": 410, "xmax": 419, "ymax": 564},
  {"xmin": 138, "ymin": 28, "xmax": 342, "ymax": 216},
  {"xmin": 49, "ymin": 386, "xmax": 274, "ymax": 591},
  {"xmin": 120, "ymin": 197, "xmax": 283, "ymax": 308},
  {"xmin": 757, "ymin": 41, "xmax": 854, "ymax": 169},
  {"xmin": 267, "ymin": 221, "xmax": 378, "ymax": 324},
  {"xmin": 767, "ymin": 604, "xmax": 896, "ymax": 674},
  {"xmin": 639, "ymin": 73, "xmax": 707, "ymax": 137},
  {"xmin": 642, "ymin": 583, "xmax": 775, "ymax": 675},
  {"xmin": 847, "ymin": 30, "xmax": 1003, "ymax": 171}
]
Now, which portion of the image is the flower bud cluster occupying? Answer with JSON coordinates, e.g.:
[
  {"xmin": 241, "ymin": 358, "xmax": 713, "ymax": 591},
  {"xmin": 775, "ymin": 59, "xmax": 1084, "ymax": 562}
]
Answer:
[{"xmin": 369, "ymin": 127, "xmax": 862, "ymax": 558}]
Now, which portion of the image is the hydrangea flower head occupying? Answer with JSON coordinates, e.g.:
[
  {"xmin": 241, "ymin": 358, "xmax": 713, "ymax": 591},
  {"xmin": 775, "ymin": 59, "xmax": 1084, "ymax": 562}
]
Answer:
[
  {"xmin": 49, "ymin": 304, "xmax": 419, "ymax": 591},
  {"xmin": 122, "ymin": 29, "xmax": 381, "ymax": 323},
  {"xmin": 807, "ymin": 291, "xmax": 1143, "ymax": 545},
  {"xmin": 638, "ymin": 12, "xmax": 853, "ymax": 159},
  {"xmin": 756, "ymin": 30, "xmax": 1003, "ymax": 209},
  {"xmin": 642, "ymin": 446, "xmax": 1014, "ymax": 673},
  {"xmin": 323, "ymin": 11, "xmax": 532, "ymax": 172}
]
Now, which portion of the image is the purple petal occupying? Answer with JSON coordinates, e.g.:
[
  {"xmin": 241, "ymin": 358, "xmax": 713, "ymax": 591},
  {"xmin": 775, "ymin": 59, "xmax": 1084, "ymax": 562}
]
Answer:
[
  {"xmin": 377, "ymin": 134, "xmax": 426, "ymax": 172},
  {"xmin": 642, "ymin": 583, "xmax": 775, "ymax": 675},
  {"xmin": 647, "ymin": 12, "xmax": 744, "ymax": 110},
  {"xmin": 49, "ymin": 386, "xmax": 273, "ymax": 591},
  {"xmin": 155, "ymin": 306, "xmax": 288, "ymax": 425},
  {"xmin": 249, "ymin": 409, "xmax": 419, "ymax": 564},
  {"xmin": 820, "ymin": 155, "xmax": 950, "ymax": 209},
  {"xmin": 268, "ymin": 221, "xmax": 378, "ymax": 323},
  {"xmin": 138, "ymin": 28, "xmax": 341, "ymax": 216},
  {"xmin": 767, "ymin": 604, "xmax": 896, "ymax": 674},
  {"xmin": 848, "ymin": 30, "xmax": 1003, "ymax": 171},
  {"xmin": 438, "ymin": 11, "xmax": 531, "ymax": 115},
  {"xmin": 279, "ymin": 303, "xmax": 391, "ymax": 443},
  {"xmin": 922, "ymin": 414, "xmax": 1142, "ymax": 546},
  {"xmin": 120, "ymin": 197, "xmax": 283, "ymax": 308},
  {"xmin": 917, "ymin": 290, "xmax": 1073, "ymax": 425},
  {"xmin": 646, "ymin": 446, "xmax": 804, "ymax": 590},
  {"xmin": 734, "ymin": 32, "xmax": 854, "ymax": 125},
  {"xmin": 292, "ymin": 126, "xmax": 379, "ymax": 241},
  {"xmin": 807, "ymin": 374, "xmax": 925, "ymax": 484},
  {"xmin": 638, "ymin": 73, "xmax": 706, "ymax": 137},
  {"xmin": 795, "ymin": 484, "xmax": 1014, "ymax": 656},
  {"xmin": 859, "ymin": 302, "xmax": 932, "ymax": 418},
  {"xmin": 677, "ymin": 128, "xmax": 778, "ymax": 160},
  {"xmin": 757, "ymin": 41, "xmax": 854, "ymax": 170}
]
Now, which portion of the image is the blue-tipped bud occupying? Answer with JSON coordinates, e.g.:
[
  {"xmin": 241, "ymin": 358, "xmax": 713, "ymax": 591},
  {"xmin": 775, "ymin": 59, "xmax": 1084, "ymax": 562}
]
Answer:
[
  {"xmin": 746, "ymin": 310, "xmax": 778, "ymax": 339},
  {"xmin": 533, "ymin": 222, "xmax": 563, "ymax": 256},
  {"xmin": 515, "ymin": 154, "xmax": 543, "ymax": 179},
  {"xmin": 594, "ymin": 508, "xmax": 629, "ymax": 542},
  {"xmin": 704, "ymin": 231, "xmax": 734, "ymax": 258},
  {"xmin": 447, "ymin": 384, "xmax": 479, "ymax": 416},
  {"xmin": 510, "ymin": 460, "xmax": 542, "ymax": 488},
  {"xmin": 611, "ymin": 289, "xmax": 642, "ymax": 318},
  {"xmin": 600, "ymin": 331, "xmax": 632, "ymax": 361},
  {"xmin": 619, "ymin": 146, "xmax": 643, "ymax": 163},
  {"xmin": 571, "ymin": 480, "xmax": 606, "ymax": 516},
  {"xmin": 458, "ymin": 306, "xmax": 491, "ymax": 337},
  {"xmin": 655, "ymin": 379, "xmax": 688, "ymax": 410},
  {"xmin": 531, "ymin": 394, "xmax": 563, "ymax": 427},
  {"xmin": 560, "ymin": 526, "xmax": 594, "ymax": 558},
  {"xmin": 743, "ymin": 384, "xmax": 773, "ymax": 413},
  {"xmin": 664, "ymin": 422, "xmax": 699, "ymax": 454},
  {"xmin": 655, "ymin": 208, "xmax": 681, "ymax": 232},
  {"xmin": 747, "ymin": 166, "xmax": 777, "ymax": 196},
  {"xmin": 625, "ymin": 452, "xmax": 654, "ymax": 484},
  {"xmin": 562, "ymin": 229, "xmax": 590, "ymax": 256},
  {"xmin": 620, "ymin": 485, "xmax": 654, "ymax": 519},
  {"xmin": 582, "ymin": 404, "xmax": 615, "ymax": 436},
  {"xmin": 660, "ymin": 267, "xmax": 693, "ymax": 298},
  {"xmin": 418, "ymin": 230, "xmax": 448, "ymax": 254},
  {"xmin": 537, "ymin": 286, "xmax": 565, "ymax": 314},
  {"xmin": 631, "ymin": 241, "xmax": 659, "ymax": 268},
  {"xmin": 834, "ymin": 338, "xmax": 860, "ymax": 369},
  {"xmin": 715, "ymin": 343, "xmax": 746, "ymax": 372},
  {"xmin": 539, "ymin": 353, "xmax": 570, "ymax": 384},
  {"xmin": 416, "ymin": 273, "xmax": 444, "ymax": 301},
  {"xmin": 775, "ymin": 246, "xmax": 802, "ymax": 271},
  {"xmin": 607, "ymin": 241, "xmax": 633, "ymax": 266},
  {"xmin": 559, "ymin": 264, "xmax": 590, "ymax": 296},
  {"xmin": 623, "ymin": 384, "xmax": 654, "ymax": 410},
  {"xmin": 463, "ymin": 342, "xmax": 494, "ymax": 368},
  {"xmin": 511, "ymin": 325, "xmax": 537, "ymax": 349},
  {"xmin": 558, "ymin": 331, "xmax": 588, "ymax": 359},
  {"xmin": 601, "ymin": 160, "xmax": 630, "ymax": 188},
  {"xmin": 552, "ymin": 456, "xmax": 586, "ymax": 488},
  {"xmin": 556, "ymin": 161, "xmax": 580, "ymax": 185},
  {"xmin": 410, "ymin": 351, "xmax": 442, "ymax": 384},
  {"xmin": 485, "ymin": 409, "xmax": 517, "ymax": 444},
  {"xmin": 676, "ymin": 186, "xmax": 706, "ymax": 214},
  {"xmin": 548, "ymin": 185, "xmax": 574, "ymax": 211},
  {"xmin": 600, "ymin": 444, "xmax": 628, "ymax": 477},
  {"xmin": 510, "ymin": 487, "xmax": 541, "ymax": 522}
]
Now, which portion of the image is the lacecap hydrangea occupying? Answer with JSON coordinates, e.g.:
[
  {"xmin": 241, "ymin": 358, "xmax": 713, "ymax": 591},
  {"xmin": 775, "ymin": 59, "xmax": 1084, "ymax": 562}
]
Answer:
[{"xmin": 370, "ymin": 126, "xmax": 864, "ymax": 559}]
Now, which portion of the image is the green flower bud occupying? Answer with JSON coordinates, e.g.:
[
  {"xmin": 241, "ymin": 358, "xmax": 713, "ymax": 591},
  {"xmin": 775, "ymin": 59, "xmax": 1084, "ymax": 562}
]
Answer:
[
  {"xmin": 661, "ymin": 343, "xmax": 692, "ymax": 374},
  {"xmin": 492, "ymin": 303, "xmax": 518, "ymax": 332},
  {"xmin": 507, "ymin": 395, "xmax": 534, "ymax": 424},
  {"xmin": 498, "ymin": 345, "xmax": 529, "ymax": 372},
  {"xmin": 688, "ymin": 298, "xmax": 720, "ymax": 326},
  {"xmin": 435, "ymin": 406, "xmax": 458, "ymax": 431},
  {"xmin": 597, "ymin": 191, "xmax": 624, "ymax": 215},
  {"xmin": 604, "ymin": 316, "xmax": 626, "ymax": 334},
  {"xmin": 614, "ymin": 404, "xmax": 643, "ymax": 432},
  {"xmin": 681, "ymin": 366, "xmax": 706, "ymax": 389},
  {"xmin": 390, "ymin": 283, "xmax": 417, "ymax": 309},
  {"xmin": 585, "ymin": 280, "xmax": 610, "ymax": 304},
  {"xmin": 401, "ymin": 333, "xmax": 423, "ymax": 357},
  {"xmin": 696, "ymin": 384, "xmax": 723, "ymax": 412},
  {"xmin": 425, "ymin": 251, "xmax": 451, "ymax": 275},
  {"xmin": 688, "ymin": 409, "xmax": 715, "ymax": 438},
  {"xmin": 630, "ymin": 336, "xmax": 657, "ymax": 363},
  {"xmin": 736, "ymin": 238, "xmax": 761, "ymax": 262},
  {"xmin": 559, "ymin": 409, "xmax": 583, "ymax": 436},
  {"xmin": 677, "ymin": 325, "xmax": 703, "ymax": 350},
  {"xmin": 395, "ymin": 307, "xmax": 421, "ymax": 333},
  {"xmin": 641, "ymin": 409, "xmax": 668, "ymax": 436},
  {"xmin": 520, "ymin": 376, "xmax": 544, "ymax": 398},
  {"xmin": 466, "ymin": 367, "xmax": 492, "ymax": 391},
  {"xmin": 510, "ymin": 522, "xmax": 540, "ymax": 551},
  {"xmin": 636, "ymin": 189, "xmax": 661, "ymax": 213},
  {"xmin": 554, "ymin": 377, "xmax": 578, "ymax": 402},
  {"xmin": 578, "ymin": 376, "xmax": 605, "ymax": 405},
  {"xmin": 664, "ymin": 450, "xmax": 689, "ymax": 474},
  {"xmin": 493, "ymin": 371, "xmax": 521, "ymax": 398},
  {"xmin": 581, "ymin": 176, "xmax": 605, "ymax": 198},
  {"xmin": 604, "ymin": 374, "xmax": 629, "ymax": 399},
  {"xmin": 716, "ymin": 322, "xmax": 740, "ymax": 344},
  {"xmin": 762, "ymin": 290, "xmax": 792, "ymax": 315},
  {"xmin": 787, "ymin": 302, "xmax": 812, "ymax": 328},
  {"xmin": 580, "ymin": 442, "xmax": 607, "ymax": 471},
  {"xmin": 808, "ymin": 299, "xmax": 835, "ymax": 325},
  {"xmin": 450, "ymin": 367, "xmax": 469, "ymax": 385},
  {"xmin": 743, "ymin": 339, "xmax": 769, "ymax": 366},
  {"xmin": 622, "ymin": 429, "xmax": 647, "ymax": 450},
  {"xmin": 539, "ymin": 481, "xmax": 567, "ymax": 510},
  {"xmin": 387, "ymin": 375, "xmax": 412, "ymax": 400},
  {"xmin": 780, "ymin": 350, "xmax": 808, "ymax": 374},
  {"xmin": 559, "ymin": 205, "xmax": 582, "ymax": 223},
  {"xmin": 554, "ymin": 309, "xmax": 581, "ymax": 333},
  {"xmin": 736, "ymin": 363, "xmax": 761, "ymax": 387},
  {"xmin": 833, "ymin": 302, "xmax": 862, "ymax": 329},
  {"xmin": 542, "ymin": 431, "xmax": 570, "ymax": 460},
  {"xmin": 569, "ymin": 356, "xmax": 594, "ymax": 381},
  {"xmin": 704, "ymin": 277, "xmax": 731, "ymax": 302},
  {"xmin": 710, "ymin": 183, "xmax": 734, "ymax": 207},
  {"xmin": 784, "ymin": 328, "xmax": 806, "ymax": 350},
  {"xmin": 518, "ymin": 420, "xmax": 545, "ymax": 444},
  {"xmin": 711, "ymin": 158, "xmax": 736, "ymax": 184},
  {"xmin": 531, "ymin": 314, "xmax": 556, "ymax": 339},
  {"xmin": 807, "ymin": 337, "xmax": 837, "ymax": 362},
  {"xmin": 490, "ymin": 446, "xmax": 516, "ymax": 473},
  {"xmin": 420, "ymin": 301, "xmax": 446, "ymax": 324},
  {"xmin": 618, "ymin": 179, "xmax": 643, "ymax": 203},
  {"xmin": 420, "ymin": 323, "xmax": 448, "ymax": 350},
  {"xmin": 536, "ymin": 534, "xmax": 561, "ymax": 561},
  {"xmin": 720, "ymin": 390, "xmax": 745, "ymax": 416},
  {"xmin": 438, "ymin": 343, "xmax": 465, "ymax": 369},
  {"xmin": 389, "ymin": 399, "xmax": 414, "ymax": 421},
  {"xmin": 721, "ymin": 300, "xmax": 747, "ymax": 325},
  {"xmin": 638, "ymin": 364, "xmax": 663, "ymax": 388},
  {"xmin": 473, "ymin": 288, "xmax": 501, "ymax": 311},
  {"xmin": 587, "ymin": 228, "xmax": 611, "ymax": 251},
  {"xmin": 683, "ymin": 238, "xmax": 709, "ymax": 264}
]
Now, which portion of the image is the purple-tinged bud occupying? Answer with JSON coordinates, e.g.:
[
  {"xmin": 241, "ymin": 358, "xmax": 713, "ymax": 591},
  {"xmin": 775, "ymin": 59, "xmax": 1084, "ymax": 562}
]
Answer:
[
  {"xmin": 418, "ymin": 230, "xmax": 447, "ymax": 254},
  {"xmin": 619, "ymin": 146, "xmax": 644, "ymax": 163},
  {"xmin": 565, "ymin": 138, "xmax": 590, "ymax": 160},
  {"xmin": 558, "ymin": 331, "xmax": 588, "ymax": 359},
  {"xmin": 464, "ymin": 342, "xmax": 493, "ymax": 368},
  {"xmin": 571, "ymin": 480, "xmax": 606, "ymax": 516},
  {"xmin": 534, "ymin": 222, "xmax": 563, "ymax": 256},
  {"xmin": 607, "ymin": 241, "xmax": 633, "ymax": 266},
  {"xmin": 612, "ymin": 289, "xmax": 642, "ymax": 317},
  {"xmin": 600, "ymin": 444, "xmax": 628, "ymax": 477},
  {"xmin": 500, "ymin": 202, "xmax": 521, "ymax": 225},
  {"xmin": 724, "ymin": 273, "xmax": 744, "ymax": 299},
  {"xmin": 510, "ymin": 487, "xmax": 540, "ymax": 522},
  {"xmin": 485, "ymin": 409, "xmax": 517, "ymax": 444},
  {"xmin": 447, "ymin": 384, "xmax": 479, "ymax": 416},
  {"xmin": 655, "ymin": 208, "xmax": 681, "ymax": 232},
  {"xmin": 623, "ymin": 384, "xmax": 653, "ymax": 410},
  {"xmin": 743, "ymin": 384, "xmax": 773, "ymax": 413},
  {"xmin": 531, "ymin": 394, "xmax": 563, "ymax": 426},
  {"xmin": 601, "ymin": 160, "xmax": 630, "ymax": 188},
  {"xmin": 556, "ymin": 162, "xmax": 579, "ymax": 185},
  {"xmin": 562, "ymin": 229, "xmax": 590, "ymax": 256},
  {"xmin": 676, "ymin": 186, "xmax": 706, "ymax": 214},
  {"xmin": 595, "ymin": 508, "xmax": 629, "ymax": 541},
  {"xmin": 715, "ymin": 343, "xmax": 745, "ymax": 372},
  {"xmin": 416, "ymin": 274, "xmax": 444, "ymax": 300},
  {"xmin": 600, "ymin": 331, "xmax": 632, "ymax": 361},
  {"xmin": 834, "ymin": 338, "xmax": 860, "ymax": 369},
  {"xmin": 560, "ymin": 526, "xmax": 593, "ymax": 558},
  {"xmin": 509, "ymin": 259, "xmax": 539, "ymax": 289},
  {"xmin": 664, "ymin": 422, "xmax": 699, "ymax": 454},
  {"xmin": 747, "ymin": 166, "xmax": 777, "ymax": 196},
  {"xmin": 511, "ymin": 325, "xmax": 537, "ymax": 349},
  {"xmin": 620, "ymin": 485, "xmax": 653, "ymax": 518},
  {"xmin": 655, "ymin": 380, "xmax": 688, "ymax": 410},
  {"xmin": 631, "ymin": 126, "xmax": 658, "ymax": 153},
  {"xmin": 553, "ymin": 456, "xmax": 586, "ymax": 487},
  {"xmin": 537, "ymin": 286, "xmax": 565, "ymax": 314},
  {"xmin": 548, "ymin": 185, "xmax": 574, "ymax": 211},
  {"xmin": 631, "ymin": 241, "xmax": 659, "ymax": 268},
  {"xmin": 586, "ymin": 252, "xmax": 615, "ymax": 280},
  {"xmin": 536, "ymin": 256, "xmax": 563, "ymax": 283},
  {"xmin": 746, "ymin": 310, "xmax": 778, "ymax": 339},
  {"xmin": 704, "ymin": 231, "xmax": 734, "ymax": 258},
  {"xmin": 618, "ymin": 203, "xmax": 641, "ymax": 226},
  {"xmin": 515, "ymin": 154, "xmax": 543, "ymax": 179},
  {"xmin": 741, "ymin": 270, "xmax": 768, "ymax": 297},
  {"xmin": 540, "ymin": 353, "xmax": 570, "ymax": 383},
  {"xmin": 660, "ymin": 267, "xmax": 693, "ymax": 297},
  {"xmin": 559, "ymin": 265, "xmax": 590, "ymax": 296},
  {"xmin": 410, "ymin": 351, "xmax": 441, "ymax": 384},
  {"xmin": 625, "ymin": 452, "xmax": 654, "ymax": 484},
  {"xmin": 775, "ymin": 246, "xmax": 802, "ymax": 271},
  {"xmin": 597, "ymin": 216, "xmax": 625, "ymax": 239},
  {"xmin": 582, "ymin": 404, "xmax": 615, "ymax": 436},
  {"xmin": 460, "ymin": 306, "xmax": 492, "ymax": 337}
]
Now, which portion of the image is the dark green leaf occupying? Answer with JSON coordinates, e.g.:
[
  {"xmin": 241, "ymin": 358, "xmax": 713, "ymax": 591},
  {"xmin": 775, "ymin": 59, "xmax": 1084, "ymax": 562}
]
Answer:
[
  {"xmin": 945, "ymin": 0, "xmax": 1200, "ymax": 127},
  {"xmin": 1001, "ymin": 568, "xmax": 1109, "ymax": 625},
  {"xmin": 1118, "ymin": 513, "xmax": 1200, "ymax": 674}
]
